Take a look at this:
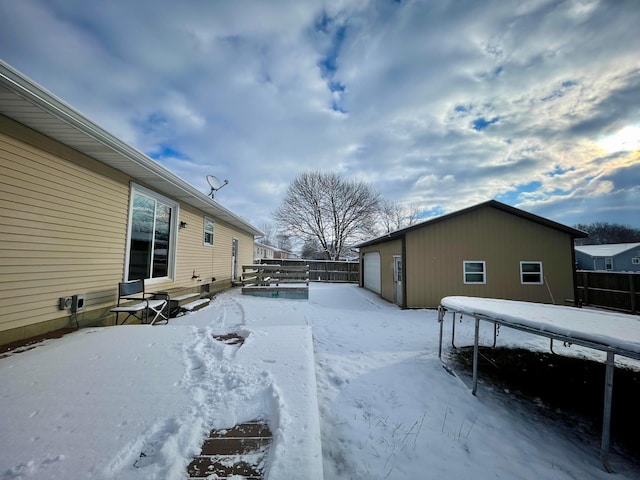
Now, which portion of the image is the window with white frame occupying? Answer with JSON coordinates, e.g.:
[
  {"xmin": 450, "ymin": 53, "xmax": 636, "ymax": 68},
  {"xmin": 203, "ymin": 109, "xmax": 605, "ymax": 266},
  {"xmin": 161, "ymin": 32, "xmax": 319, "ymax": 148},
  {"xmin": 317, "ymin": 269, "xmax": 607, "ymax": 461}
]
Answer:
[
  {"xmin": 520, "ymin": 261, "xmax": 543, "ymax": 284},
  {"xmin": 126, "ymin": 184, "xmax": 178, "ymax": 281},
  {"xmin": 204, "ymin": 217, "xmax": 215, "ymax": 246},
  {"xmin": 605, "ymin": 257, "xmax": 613, "ymax": 270},
  {"xmin": 464, "ymin": 261, "xmax": 486, "ymax": 284},
  {"xmin": 632, "ymin": 257, "xmax": 640, "ymax": 265}
]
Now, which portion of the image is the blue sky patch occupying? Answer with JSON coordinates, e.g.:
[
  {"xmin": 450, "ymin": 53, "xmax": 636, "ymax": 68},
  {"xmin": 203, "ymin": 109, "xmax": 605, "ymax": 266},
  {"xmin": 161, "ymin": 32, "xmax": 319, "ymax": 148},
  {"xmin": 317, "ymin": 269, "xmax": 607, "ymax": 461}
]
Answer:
[
  {"xmin": 315, "ymin": 17, "xmax": 348, "ymax": 112},
  {"xmin": 314, "ymin": 11, "xmax": 331, "ymax": 33},
  {"xmin": 135, "ymin": 112, "xmax": 168, "ymax": 135},
  {"xmin": 318, "ymin": 25, "xmax": 346, "ymax": 76},
  {"xmin": 547, "ymin": 165, "xmax": 575, "ymax": 177},
  {"xmin": 331, "ymin": 100, "xmax": 347, "ymax": 114},
  {"xmin": 496, "ymin": 181, "xmax": 543, "ymax": 204},
  {"xmin": 417, "ymin": 206, "xmax": 447, "ymax": 220},
  {"xmin": 541, "ymin": 90, "xmax": 563, "ymax": 102},
  {"xmin": 149, "ymin": 146, "xmax": 190, "ymax": 161},
  {"xmin": 472, "ymin": 116, "xmax": 499, "ymax": 131},
  {"xmin": 542, "ymin": 80, "xmax": 578, "ymax": 101},
  {"xmin": 329, "ymin": 80, "xmax": 345, "ymax": 93}
]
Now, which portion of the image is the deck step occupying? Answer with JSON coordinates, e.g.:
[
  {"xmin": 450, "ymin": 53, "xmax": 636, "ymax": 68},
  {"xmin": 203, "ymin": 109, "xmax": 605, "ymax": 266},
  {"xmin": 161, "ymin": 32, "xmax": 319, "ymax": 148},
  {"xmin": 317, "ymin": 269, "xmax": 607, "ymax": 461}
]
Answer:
[{"xmin": 187, "ymin": 420, "xmax": 272, "ymax": 479}]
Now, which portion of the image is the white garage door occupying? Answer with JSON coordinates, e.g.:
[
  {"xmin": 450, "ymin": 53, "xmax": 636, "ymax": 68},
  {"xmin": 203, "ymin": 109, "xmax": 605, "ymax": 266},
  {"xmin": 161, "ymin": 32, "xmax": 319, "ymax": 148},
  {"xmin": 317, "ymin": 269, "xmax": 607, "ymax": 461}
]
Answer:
[{"xmin": 363, "ymin": 252, "xmax": 381, "ymax": 294}]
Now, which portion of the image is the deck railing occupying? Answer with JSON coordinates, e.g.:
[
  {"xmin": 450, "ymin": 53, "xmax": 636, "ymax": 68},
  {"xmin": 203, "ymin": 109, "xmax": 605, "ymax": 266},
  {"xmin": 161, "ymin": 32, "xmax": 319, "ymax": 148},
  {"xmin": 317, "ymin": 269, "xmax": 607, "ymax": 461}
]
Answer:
[
  {"xmin": 241, "ymin": 264, "xmax": 310, "ymax": 299},
  {"xmin": 242, "ymin": 264, "xmax": 309, "ymax": 287}
]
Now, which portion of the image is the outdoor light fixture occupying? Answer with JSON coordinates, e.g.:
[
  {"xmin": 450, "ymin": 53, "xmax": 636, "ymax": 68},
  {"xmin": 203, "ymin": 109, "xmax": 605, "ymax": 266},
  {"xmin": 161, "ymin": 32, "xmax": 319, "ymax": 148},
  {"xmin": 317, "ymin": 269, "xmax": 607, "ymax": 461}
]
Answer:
[{"xmin": 179, "ymin": 221, "xmax": 188, "ymax": 229}]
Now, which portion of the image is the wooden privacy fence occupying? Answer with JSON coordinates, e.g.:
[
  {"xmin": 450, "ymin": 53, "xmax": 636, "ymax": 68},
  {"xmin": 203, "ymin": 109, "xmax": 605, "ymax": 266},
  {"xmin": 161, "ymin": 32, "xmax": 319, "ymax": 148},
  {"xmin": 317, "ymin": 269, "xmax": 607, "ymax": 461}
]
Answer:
[
  {"xmin": 259, "ymin": 259, "xmax": 359, "ymax": 283},
  {"xmin": 576, "ymin": 270, "xmax": 639, "ymax": 315}
]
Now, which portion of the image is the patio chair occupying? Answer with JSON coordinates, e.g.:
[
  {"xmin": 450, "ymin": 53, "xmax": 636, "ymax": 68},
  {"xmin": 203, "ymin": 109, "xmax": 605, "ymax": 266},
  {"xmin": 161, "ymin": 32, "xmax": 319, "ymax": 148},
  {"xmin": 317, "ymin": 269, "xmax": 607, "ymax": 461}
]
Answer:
[{"xmin": 110, "ymin": 279, "xmax": 169, "ymax": 325}]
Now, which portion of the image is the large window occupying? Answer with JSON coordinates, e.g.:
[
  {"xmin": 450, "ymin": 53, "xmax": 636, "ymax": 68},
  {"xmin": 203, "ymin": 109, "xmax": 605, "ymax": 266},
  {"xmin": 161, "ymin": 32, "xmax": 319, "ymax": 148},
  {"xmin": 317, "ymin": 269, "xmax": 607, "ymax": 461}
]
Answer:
[
  {"xmin": 464, "ymin": 261, "xmax": 486, "ymax": 284},
  {"xmin": 605, "ymin": 258, "xmax": 613, "ymax": 270},
  {"xmin": 204, "ymin": 217, "xmax": 215, "ymax": 246},
  {"xmin": 520, "ymin": 261, "xmax": 543, "ymax": 284},
  {"xmin": 126, "ymin": 184, "xmax": 178, "ymax": 281}
]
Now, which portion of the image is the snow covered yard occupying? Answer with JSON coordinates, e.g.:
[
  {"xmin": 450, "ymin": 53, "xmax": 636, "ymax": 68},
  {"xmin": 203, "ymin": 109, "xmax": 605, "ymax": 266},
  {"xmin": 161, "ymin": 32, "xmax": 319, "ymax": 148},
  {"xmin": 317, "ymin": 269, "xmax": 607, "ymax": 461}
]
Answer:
[{"xmin": 1, "ymin": 283, "xmax": 639, "ymax": 479}]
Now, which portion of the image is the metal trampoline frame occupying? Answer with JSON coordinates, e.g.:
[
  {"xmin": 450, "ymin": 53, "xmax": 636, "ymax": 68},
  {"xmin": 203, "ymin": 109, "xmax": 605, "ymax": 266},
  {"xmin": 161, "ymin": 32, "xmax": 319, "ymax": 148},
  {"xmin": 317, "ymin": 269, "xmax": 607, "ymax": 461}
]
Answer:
[{"xmin": 437, "ymin": 300, "xmax": 640, "ymax": 473}]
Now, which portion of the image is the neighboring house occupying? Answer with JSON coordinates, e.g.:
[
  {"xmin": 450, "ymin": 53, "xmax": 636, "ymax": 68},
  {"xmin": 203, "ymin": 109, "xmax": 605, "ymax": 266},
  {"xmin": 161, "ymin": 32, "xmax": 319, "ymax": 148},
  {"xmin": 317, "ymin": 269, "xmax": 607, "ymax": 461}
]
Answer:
[
  {"xmin": 254, "ymin": 242, "xmax": 299, "ymax": 262},
  {"xmin": 254, "ymin": 242, "xmax": 276, "ymax": 261},
  {"xmin": 0, "ymin": 61, "xmax": 262, "ymax": 345},
  {"xmin": 575, "ymin": 243, "xmax": 640, "ymax": 272},
  {"xmin": 354, "ymin": 200, "xmax": 587, "ymax": 308},
  {"xmin": 273, "ymin": 247, "xmax": 299, "ymax": 260}
]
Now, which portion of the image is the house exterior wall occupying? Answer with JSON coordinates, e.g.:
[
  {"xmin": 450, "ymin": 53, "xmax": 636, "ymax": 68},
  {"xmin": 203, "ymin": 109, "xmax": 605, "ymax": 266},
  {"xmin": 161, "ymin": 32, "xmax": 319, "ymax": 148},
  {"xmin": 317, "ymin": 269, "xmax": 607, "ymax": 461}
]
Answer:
[
  {"xmin": 358, "ymin": 239, "xmax": 402, "ymax": 304},
  {"xmin": 575, "ymin": 247, "xmax": 640, "ymax": 272},
  {"xmin": 403, "ymin": 206, "xmax": 576, "ymax": 308},
  {"xmin": 254, "ymin": 243, "xmax": 275, "ymax": 261},
  {"xmin": 167, "ymin": 203, "xmax": 253, "ymax": 286},
  {"xmin": 611, "ymin": 248, "xmax": 640, "ymax": 271},
  {"xmin": 0, "ymin": 115, "xmax": 254, "ymax": 345},
  {"xmin": 575, "ymin": 250, "xmax": 594, "ymax": 270}
]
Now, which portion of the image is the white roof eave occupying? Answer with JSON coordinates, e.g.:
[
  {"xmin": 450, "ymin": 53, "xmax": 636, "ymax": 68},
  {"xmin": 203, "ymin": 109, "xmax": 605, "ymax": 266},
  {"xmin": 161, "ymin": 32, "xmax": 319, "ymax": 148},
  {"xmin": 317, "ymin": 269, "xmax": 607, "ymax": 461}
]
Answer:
[{"xmin": 0, "ymin": 60, "xmax": 262, "ymax": 237}]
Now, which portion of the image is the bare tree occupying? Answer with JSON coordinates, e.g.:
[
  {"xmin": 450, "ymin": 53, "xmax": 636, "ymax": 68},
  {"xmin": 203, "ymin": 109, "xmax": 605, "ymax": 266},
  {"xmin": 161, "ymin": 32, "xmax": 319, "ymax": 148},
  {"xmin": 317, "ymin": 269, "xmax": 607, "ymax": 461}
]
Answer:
[
  {"xmin": 574, "ymin": 222, "xmax": 640, "ymax": 245},
  {"xmin": 273, "ymin": 171, "xmax": 380, "ymax": 260},
  {"xmin": 257, "ymin": 221, "xmax": 276, "ymax": 246},
  {"xmin": 379, "ymin": 200, "xmax": 420, "ymax": 233},
  {"xmin": 275, "ymin": 232, "xmax": 293, "ymax": 252},
  {"xmin": 300, "ymin": 237, "xmax": 323, "ymax": 259}
]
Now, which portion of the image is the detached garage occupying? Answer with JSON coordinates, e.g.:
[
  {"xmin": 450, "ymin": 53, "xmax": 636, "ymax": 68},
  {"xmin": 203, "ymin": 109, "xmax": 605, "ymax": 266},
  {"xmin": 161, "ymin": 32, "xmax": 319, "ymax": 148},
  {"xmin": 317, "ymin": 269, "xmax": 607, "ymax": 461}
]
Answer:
[{"xmin": 355, "ymin": 200, "xmax": 587, "ymax": 308}]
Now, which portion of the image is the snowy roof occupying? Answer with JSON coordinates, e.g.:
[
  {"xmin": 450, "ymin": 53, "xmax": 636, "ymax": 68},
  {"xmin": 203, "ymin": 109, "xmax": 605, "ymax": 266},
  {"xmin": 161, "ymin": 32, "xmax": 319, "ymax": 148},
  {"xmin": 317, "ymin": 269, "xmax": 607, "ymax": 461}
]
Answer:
[
  {"xmin": 354, "ymin": 200, "xmax": 587, "ymax": 248},
  {"xmin": 574, "ymin": 242, "xmax": 640, "ymax": 258},
  {"xmin": 440, "ymin": 296, "xmax": 640, "ymax": 359}
]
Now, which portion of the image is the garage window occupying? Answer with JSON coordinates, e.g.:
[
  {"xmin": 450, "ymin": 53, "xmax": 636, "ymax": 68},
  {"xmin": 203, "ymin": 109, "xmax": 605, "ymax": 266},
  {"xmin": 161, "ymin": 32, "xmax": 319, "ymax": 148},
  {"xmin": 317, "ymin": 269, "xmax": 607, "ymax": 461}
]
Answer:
[
  {"xmin": 464, "ymin": 261, "xmax": 486, "ymax": 284},
  {"xmin": 520, "ymin": 261, "xmax": 543, "ymax": 284}
]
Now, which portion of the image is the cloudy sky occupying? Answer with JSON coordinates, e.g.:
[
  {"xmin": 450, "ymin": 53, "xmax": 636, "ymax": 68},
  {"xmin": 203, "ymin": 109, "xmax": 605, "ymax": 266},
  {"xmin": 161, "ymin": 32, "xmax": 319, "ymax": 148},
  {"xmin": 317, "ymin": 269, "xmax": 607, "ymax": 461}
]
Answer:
[{"xmin": 1, "ymin": 0, "xmax": 639, "ymax": 230}]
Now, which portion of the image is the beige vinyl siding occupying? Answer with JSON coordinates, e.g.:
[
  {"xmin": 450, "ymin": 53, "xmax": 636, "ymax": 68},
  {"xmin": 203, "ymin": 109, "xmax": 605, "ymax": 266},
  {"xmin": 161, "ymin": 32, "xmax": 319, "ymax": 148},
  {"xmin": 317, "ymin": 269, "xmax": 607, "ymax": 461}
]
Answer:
[
  {"xmin": 0, "ymin": 117, "xmax": 130, "ymax": 335},
  {"xmin": 210, "ymin": 221, "xmax": 236, "ymax": 275},
  {"xmin": 172, "ymin": 205, "xmax": 218, "ymax": 287},
  {"xmin": 67, "ymin": 191, "xmax": 255, "ymax": 295},
  {"xmin": 162, "ymin": 206, "xmax": 251, "ymax": 287},
  {"xmin": 1, "ymin": 115, "xmax": 257, "ymax": 344},
  {"xmin": 237, "ymin": 235, "xmax": 255, "ymax": 271},
  {"xmin": 404, "ymin": 206, "xmax": 575, "ymax": 308}
]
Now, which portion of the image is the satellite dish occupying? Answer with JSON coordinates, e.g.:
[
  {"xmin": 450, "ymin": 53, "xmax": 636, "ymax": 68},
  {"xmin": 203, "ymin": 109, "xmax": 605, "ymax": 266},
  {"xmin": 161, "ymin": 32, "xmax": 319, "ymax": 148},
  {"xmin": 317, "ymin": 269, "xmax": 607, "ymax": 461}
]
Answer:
[{"xmin": 206, "ymin": 175, "xmax": 229, "ymax": 198}]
